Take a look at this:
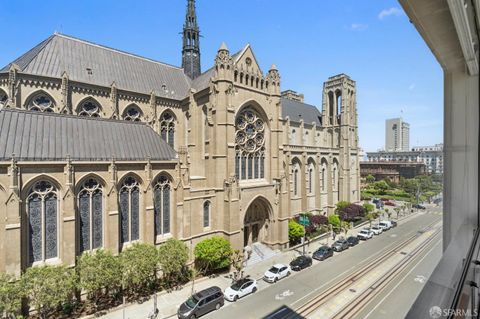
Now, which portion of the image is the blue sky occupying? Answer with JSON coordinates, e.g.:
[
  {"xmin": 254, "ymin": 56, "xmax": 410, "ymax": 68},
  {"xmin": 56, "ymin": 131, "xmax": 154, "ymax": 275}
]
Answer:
[{"xmin": 0, "ymin": 0, "xmax": 443, "ymax": 152}]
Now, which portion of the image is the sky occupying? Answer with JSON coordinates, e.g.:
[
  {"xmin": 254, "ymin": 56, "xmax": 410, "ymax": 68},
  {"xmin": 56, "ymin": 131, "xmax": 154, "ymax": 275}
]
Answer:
[{"xmin": 0, "ymin": 0, "xmax": 443, "ymax": 152}]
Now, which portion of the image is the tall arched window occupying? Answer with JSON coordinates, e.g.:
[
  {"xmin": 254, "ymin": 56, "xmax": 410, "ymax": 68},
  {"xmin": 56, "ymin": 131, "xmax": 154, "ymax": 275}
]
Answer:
[
  {"xmin": 0, "ymin": 90, "xmax": 7, "ymax": 107},
  {"xmin": 153, "ymin": 175, "xmax": 171, "ymax": 236},
  {"xmin": 27, "ymin": 180, "xmax": 58, "ymax": 263},
  {"xmin": 160, "ymin": 111, "xmax": 175, "ymax": 148},
  {"xmin": 123, "ymin": 105, "xmax": 143, "ymax": 122},
  {"xmin": 307, "ymin": 162, "xmax": 315, "ymax": 194},
  {"xmin": 235, "ymin": 108, "xmax": 265, "ymax": 180},
  {"xmin": 203, "ymin": 201, "xmax": 210, "ymax": 228},
  {"xmin": 27, "ymin": 93, "xmax": 55, "ymax": 113},
  {"xmin": 119, "ymin": 177, "xmax": 140, "ymax": 244},
  {"xmin": 332, "ymin": 163, "xmax": 338, "ymax": 191},
  {"xmin": 78, "ymin": 178, "xmax": 103, "ymax": 252},
  {"xmin": 321, "ymin": 166, "xmax": 326, "ymax": 191},
  {"xmin": 291, "ymin": 129, "xmax": 296, "ymax": 144},
  {"xmin": 78, "ymin": 99, "xmax": 101, "ymax": 117}
]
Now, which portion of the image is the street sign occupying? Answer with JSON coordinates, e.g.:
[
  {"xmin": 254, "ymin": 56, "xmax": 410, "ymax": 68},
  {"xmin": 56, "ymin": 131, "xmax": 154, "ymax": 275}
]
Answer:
[{"xmin": 299, "ymin": 215, "xmax": 310, "ymax": 226}]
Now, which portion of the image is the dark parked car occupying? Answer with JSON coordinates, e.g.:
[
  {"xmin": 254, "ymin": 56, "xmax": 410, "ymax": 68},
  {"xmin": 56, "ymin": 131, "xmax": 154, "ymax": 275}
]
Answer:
[
  {"xmin": 413, "ymin": 204, "xmax": 426, "ymax": 210},
  {"xmin": 372, "ymin": 198, "xmax": 380, "ymax": 204},
  {"xmin": 289, "ymin": 255, "xmax": 313, "ymax": 271},
  {"xmin": 332, "ymin": 238, "xmax": 350, "ymax": 252},
  {"xmin": 313, "ymin": 246, "xmax": 333, "ymax": 261},
  {"xmin": 391, "ymin": 220, "xmax": 398, "ymax": 227},
  {"xmin": 346, "ymin": 236, "xmax": 359, "ymax": 246},
  {"xmin": 178, "ymin": 286, "xmax": 224, "ymax": 319}
]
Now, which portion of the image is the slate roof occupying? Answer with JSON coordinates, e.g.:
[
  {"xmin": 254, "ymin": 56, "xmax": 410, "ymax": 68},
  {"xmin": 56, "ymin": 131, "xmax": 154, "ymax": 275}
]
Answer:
[
  {"xmin": 0, "ymin": 108, "xmax": 176, "ymax": 161},
  {"xmin": 191, "ymin": 66, "xmax": 215, "ymax": 91},
  {"xmin": 281, "ymin": 97, "xmax": 323, "ymax": 126},
  {"xmin": 1, "ymin": 33, "xmax": 191, "ymax": 100}
]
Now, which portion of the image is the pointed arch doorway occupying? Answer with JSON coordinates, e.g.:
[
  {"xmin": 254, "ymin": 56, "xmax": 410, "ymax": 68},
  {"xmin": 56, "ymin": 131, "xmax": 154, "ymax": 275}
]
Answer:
[{"xmin": 243, "ymin": 197, "xmax": 272, "ymax": 247}]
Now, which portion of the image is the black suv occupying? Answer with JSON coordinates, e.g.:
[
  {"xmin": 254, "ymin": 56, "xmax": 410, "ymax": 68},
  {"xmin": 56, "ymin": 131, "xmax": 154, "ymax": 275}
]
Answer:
[
  {"xmin": 346, "ymin": 236, "xmax": 359, "ymax": 246},
  {"xmin": 289, "ymin": 255, "xmax": 313, "ymax": 271},
  {"xmin": 178, "ymin": 286, "xmax": 224, "ymax": 319}
]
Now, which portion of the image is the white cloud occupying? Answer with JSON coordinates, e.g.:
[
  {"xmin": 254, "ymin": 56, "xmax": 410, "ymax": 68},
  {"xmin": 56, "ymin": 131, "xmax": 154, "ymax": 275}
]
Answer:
[
  {"xmin": 378, "ymin": 7, "xmax": 404, "ymax": 20},
  {"xmin": 408, "ymin": 83, "xmax": 415, "ymax": 90},
  {"xmin": 349, "ymin": 23, "xmax": 368, "ymax": 31}
]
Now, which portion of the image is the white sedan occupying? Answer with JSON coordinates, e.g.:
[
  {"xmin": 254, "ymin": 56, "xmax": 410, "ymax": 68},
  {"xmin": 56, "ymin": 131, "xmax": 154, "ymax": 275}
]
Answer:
[
  {"xmin": 224, "ymin": 278, "xmax": 258, "ymax": 301},
  {"xmin": 357, "ymin": 229, "xmax": 374, "ymax": 240},
  {"xmin": 263, "ymin": 264, "xmax": 291, "ymax": 283}
]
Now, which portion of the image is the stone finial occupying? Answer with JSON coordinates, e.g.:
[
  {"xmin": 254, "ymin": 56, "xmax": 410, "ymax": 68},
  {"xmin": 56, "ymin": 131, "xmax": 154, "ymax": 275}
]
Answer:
[{"xmin": 219, "ymin": 42, "xmax": 229, "ymax": 52}]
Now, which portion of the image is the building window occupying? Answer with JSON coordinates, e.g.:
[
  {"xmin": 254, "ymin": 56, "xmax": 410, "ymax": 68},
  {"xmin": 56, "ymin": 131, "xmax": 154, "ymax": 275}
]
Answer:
[
  {"xmin": 119, "ymin": 177, "xmax": 140, "ymax": 245},
  {"xmin": 203, "ymin": 201, "xmax": 210, "ymax": 228},
  {"xmin": 78, "ymin": 100, "xmax": 101, "ymax": 117},
  {"xmin": 333, "ymin": 166, "xmax": 337, "ymax": 190},
  {"xmin": 293, "ymin": 167, "xmax": 299, "ymax": 196},
  {"xmin": 123, "ymin": 105, "xmax": 143, "ymax": 121},
  {"xmin": 235, "ymin": 108, "xmax": 266, "ymax": 180},
  {"xmin": 27, "ymin": 180, "xmax": 58, "ymax": 264},
  {"xmin": 308, "ymin": 164, "xmax": 314, "ymax": 194},
  {"xmin": 78, "ymin": 178, "xmax": 103, "ymax": 252},
  {"xmin": 321, "ymin": 167, "xmax": 326, "ymax": 191},
  {"xmin": 153, "ymin": 175, "xmax": 171, "ymax": 236},
  {"xmin": 160, "ymin": 111, "xmax": 175, "ymax": 148},
  {"xmin": 0, "ymin": 91, "xmax": 7, "ymax": 107},
  {"xmin": 28, "ymin": 93, "xmax": 55, "ymax": 113}
]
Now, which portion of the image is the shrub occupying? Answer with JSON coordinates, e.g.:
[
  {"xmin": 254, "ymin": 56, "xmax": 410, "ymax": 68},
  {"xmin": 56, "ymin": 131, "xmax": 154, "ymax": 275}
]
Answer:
[
  {"xmin": 121, "ymin": 242, "xmax": 159, "ymax": 296},
  {"xmin": 194, "ymin": 236, "xmax": 233, "ymax": 274},
  {"xmin": 338, "ymin": 204, "xmax": 365, "ymax": 221},
  {"xmin": 363, "ymin": 203, "xmax": 375, "ymax": 214},
  {"xmin": 158, "ymin": 238, "xmax": 189, "ymax": 286},
  {"xmin": 77, "ymin": 249, "xmax": 121, "ymax": 308},
  {"xmin": 288, "ymin": 220, "xmax": 305, "ymax": 244},
  {"xmin": 328, "ymin": 214, "xmax": 341, "ymax": 230},
  {"xmin": 0, "ymin": 273, "xmax": 22, "ymax": 318},
  {"xmin": 22, "ymin": 265, "xmax": 77, "ymax": 319},
  {"xmin": 335, "ymin": 201, "xmax": 351, "ymax": 212},
  {"xmin": 309, "ymin": 214, "xmax": 328, "ymax": 227}
]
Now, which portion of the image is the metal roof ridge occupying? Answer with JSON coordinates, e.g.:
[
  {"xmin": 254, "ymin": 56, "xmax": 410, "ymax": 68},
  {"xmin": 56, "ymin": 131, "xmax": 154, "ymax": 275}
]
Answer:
[{"xmin": 54, "ymin": 33, "xmax": 185, "ymax": 71}]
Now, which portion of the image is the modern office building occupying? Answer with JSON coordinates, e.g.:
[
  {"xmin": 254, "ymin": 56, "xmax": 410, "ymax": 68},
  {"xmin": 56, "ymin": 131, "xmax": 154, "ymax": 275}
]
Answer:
[
  {"xmin": 0, "ymin": 0, "xmax": 360, "ymax": 276},
  {"xmin": 385, "ymin": 117, "xmax": 410, "ymax": 151}
]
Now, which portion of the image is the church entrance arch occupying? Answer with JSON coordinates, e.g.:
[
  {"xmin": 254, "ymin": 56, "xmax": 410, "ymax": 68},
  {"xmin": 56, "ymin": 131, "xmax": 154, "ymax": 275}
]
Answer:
[{"xmin": 243, "ymin": 197, "xmax": 272, "ymax": 247}]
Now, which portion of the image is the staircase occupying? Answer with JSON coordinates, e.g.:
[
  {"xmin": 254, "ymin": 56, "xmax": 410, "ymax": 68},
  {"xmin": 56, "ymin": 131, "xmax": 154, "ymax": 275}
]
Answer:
[{"xmin": 245, "ymin": 242, "xmax": 279, "ymax": 267}]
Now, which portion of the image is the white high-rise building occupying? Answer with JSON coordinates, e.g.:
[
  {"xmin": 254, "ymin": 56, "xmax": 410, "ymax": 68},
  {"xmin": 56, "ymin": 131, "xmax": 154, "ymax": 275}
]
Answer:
[{"xmin": 385, "ymin": 118, "xmax": 410, "ymax": 151}]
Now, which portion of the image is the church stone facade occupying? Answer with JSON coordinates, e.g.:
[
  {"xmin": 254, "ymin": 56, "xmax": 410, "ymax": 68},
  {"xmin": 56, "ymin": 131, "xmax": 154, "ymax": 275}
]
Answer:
[{"xmin": 0, "ymin": 0, "xmax": 360, "ymax": 276}]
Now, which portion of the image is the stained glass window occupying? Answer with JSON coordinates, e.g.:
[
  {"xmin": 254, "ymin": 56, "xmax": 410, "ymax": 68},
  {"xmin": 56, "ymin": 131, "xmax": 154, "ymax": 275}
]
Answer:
[
  {"xmin": 119, "ymin": 177, "xmax": 140, "ymax": 245},
  {"xmin": 235, "ymin": 108, "xmax": 266, "ymax": 180},
  {"xmin": 153, "ymin": 176, "xmax": 171, "ymax": 236},
  {"xmin": 78, "ymin": 99, "xmax": 101, "ymax": 117},
  {"xmin": 78, "ymin": 178, "xmax": 103, "ymax": 252},
  {"xmin": 123, "ymin": 105, "xmax": 143, "ymax": 121},
  {"xmin": 27, "ymin": 180, "xmax": 58, "ymax": 264},
  {"xmin": 203, "ymin": 201, "xmax": 210, "ymax": 228},
  {"xmin": 160, "ymin": 111, "xmax": 175, "ymax": 148},
  {"xmin": 28, "ymin": 93, "xmax": 55, "ymax": 112}
]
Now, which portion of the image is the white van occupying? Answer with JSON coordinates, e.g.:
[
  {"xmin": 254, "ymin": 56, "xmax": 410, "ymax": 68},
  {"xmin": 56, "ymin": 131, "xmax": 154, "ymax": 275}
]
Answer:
[{"xmin": 379, "ymin": 220, "xmax": 392, "ymax": 230}]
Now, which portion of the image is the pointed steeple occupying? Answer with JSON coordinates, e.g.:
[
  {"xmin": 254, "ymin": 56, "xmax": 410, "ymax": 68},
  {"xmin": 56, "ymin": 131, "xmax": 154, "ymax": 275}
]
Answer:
[{"xmin": 182, "ymin": 0, "xmax": 201, "ymax": 79}]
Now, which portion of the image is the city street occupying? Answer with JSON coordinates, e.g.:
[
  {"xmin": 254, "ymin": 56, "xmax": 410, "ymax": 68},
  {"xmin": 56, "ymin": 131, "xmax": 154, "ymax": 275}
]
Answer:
[{"xmin": 204, "ymin": 208, "xmax": 442, "ymax": 319}]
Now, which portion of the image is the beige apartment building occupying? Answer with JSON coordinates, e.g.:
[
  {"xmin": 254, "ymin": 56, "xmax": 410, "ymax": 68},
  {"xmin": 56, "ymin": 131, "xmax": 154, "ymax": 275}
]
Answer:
[{"xmin": 0, "ymin": 0, "xmax": 360, "ymax": 276}]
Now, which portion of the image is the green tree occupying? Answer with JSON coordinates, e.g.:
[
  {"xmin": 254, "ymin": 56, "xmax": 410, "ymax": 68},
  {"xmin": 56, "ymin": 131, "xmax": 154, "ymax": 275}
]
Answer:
[
  {"xmin": 341, "ymin": 221, "xmax": 350, "ymax": 235},
  {"xmin": 328, "ymin": 214, "xmax": 341, "ymax": 233},
  {"xmin": 158, "ymin": 238, "xmax": 189, "ymax": 286},
  {"xmin": 335, "ymin": 201, "xmax": 351, "ymax": 213},
  {"xmin": 373, "ymin": 180, "xmax": 389, "ymax": 195},
  {"xmin": 366, "ymin": 174, "xmax": 375, "ymax": 184},
  {"xmin": 22, "ymin": 265, "xmax": 77, "ymax": 319},
  {"xmin": 0, "ymin": 273, "xmax": 22, "ymax": 318},
  {"xmin": 384, "ymin": 208, "xmax": 391, "ymax": 219},
  {"xmin": 230, "ymin": 250, "xmax": 245, "ymax": 281},
  {"xmin": 121, "ymin": 243, "xmax": 159, "ymax": 296},
  {"xmin": 288, "ymin": 220, "xmax": 305, "ymax": 244},
  {"xmin": 363, "ymin": 203, "xmax": 375, "ymax": 215},
  {"xmin": 394, "ymin": 207, "xmax": 401, "ymax": 220},
  {"xmin": 77, "ymin": 249, "xmax": 121, "ymax": 308},
  {"xmin": 366, "ymin": 212, "xmax": 376, "ymax": 228},
  {"xmin": 194, "ymin": 236, "xmax": 233, "ymax": 274}
]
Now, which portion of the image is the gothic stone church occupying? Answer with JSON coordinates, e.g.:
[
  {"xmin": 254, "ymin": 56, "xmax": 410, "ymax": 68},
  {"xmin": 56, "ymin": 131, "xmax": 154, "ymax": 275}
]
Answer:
[{"xmin": 0, "ymin": 0, "xmax": 360, "ymax": 275}]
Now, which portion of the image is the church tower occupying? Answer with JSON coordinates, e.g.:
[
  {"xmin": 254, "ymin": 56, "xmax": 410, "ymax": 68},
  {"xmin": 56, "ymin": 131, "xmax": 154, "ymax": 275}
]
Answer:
[{"xmin": 182, "ymin": 0, "xmax": 201, "ymax": 79}]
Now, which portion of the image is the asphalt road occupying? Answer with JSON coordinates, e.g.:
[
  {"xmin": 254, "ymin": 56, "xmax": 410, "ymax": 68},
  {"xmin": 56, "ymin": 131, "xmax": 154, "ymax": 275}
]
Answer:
[{"xmin": 204, "ymin": 210, "xmax": 442, "ymax": 319}]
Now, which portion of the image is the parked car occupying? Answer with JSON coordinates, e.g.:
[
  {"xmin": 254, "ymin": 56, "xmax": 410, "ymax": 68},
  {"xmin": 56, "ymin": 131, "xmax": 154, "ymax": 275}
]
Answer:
[
  {"xmin": 332, "ymin": 238, "xmax": 350, "ymax": 252},
  {"xmin": 224, "ymin": 278, "xmax": 258, "ymax": 302},
  {"xmin": 289, "ymin": 255, "xmax": 313, "ymax": 271},
  {"xmin": 371, "ymin": 225, "xmax": 383, "ymax": 235},
  {"xmin": 178, "ymin": 286, "xmax": 224, "ymax": 319},
  {"xmin": 413, "ymin": 204, "xmax": 426, "ymax": 210},
  {"xmin": 263, "ymin": 264, "xmax": 291, "ymax": 283},
  {"xmin": 391, "ymin": 220, "xmax": 398, "ymax": 227},
  {"xmin": 313, "ymin": 245, "xmax": 334, "ymax": 260},
  {"xmin": 346, "ymin": 236, "xmax": 359, "ymax": 246},
  {"xmin": 385, "ymin": 200, "xmax": 396, "ymax": 206},
  {"xmin": 357, "ymin": 229, "xmax": 374, "ymax": 240},
  {"xmin": 372, "ymin": 198, "xmax": 380, "ymax": 204},
  {"xmin": 379, "ymin": 220, "xmax": 392, "ymax": 230}
]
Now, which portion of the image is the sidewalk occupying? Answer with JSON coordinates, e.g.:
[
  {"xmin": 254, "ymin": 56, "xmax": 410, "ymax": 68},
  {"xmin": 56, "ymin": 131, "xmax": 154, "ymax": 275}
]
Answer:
[{"xmin": 94, "ymin": 210, "xmax": 420, "ymax": 319}]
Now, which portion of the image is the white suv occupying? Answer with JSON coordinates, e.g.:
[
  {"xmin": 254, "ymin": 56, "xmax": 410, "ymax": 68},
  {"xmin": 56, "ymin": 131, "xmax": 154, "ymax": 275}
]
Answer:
[
  {"xmin": 357, "ymin": 229, "xmax": 374, "ymax": 240},
  {"xmin": 371, "ymin": 225, "xmax": 383, "ymax": 235},
  {"xmin": 379, "ymin": 221, "xmax": 392, "ymax": 230}
]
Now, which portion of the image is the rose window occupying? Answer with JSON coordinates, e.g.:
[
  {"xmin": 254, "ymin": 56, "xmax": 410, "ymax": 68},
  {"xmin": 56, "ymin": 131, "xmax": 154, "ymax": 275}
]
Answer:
[{"xmin": 235, "ymin": 108, "xmax": 266, "ymax": 180}]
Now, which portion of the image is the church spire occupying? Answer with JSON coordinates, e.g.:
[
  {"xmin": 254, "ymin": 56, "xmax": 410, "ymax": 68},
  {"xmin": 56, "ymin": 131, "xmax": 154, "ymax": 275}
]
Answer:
[{"xmin": 182, "ymin": 0, "xmax": 201, "ymax": 79}]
